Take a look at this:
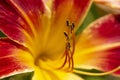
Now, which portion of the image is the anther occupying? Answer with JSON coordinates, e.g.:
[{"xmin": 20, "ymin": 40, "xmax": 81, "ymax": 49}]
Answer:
[
  {"xmin": 66, "ymin": 20, "xmax": 75, "ymax": 33},
  {"xmin": 72, "ymin": 23, "xmax": 75, "ymax": 28},
  {"xmin": 72, "ymin": 23, "xmax": 75, "ymax": 30},
  {"xmin": 66, "ymin": 42, "xmax": 71, "ymax": 50},
  {"xmin": 66, "ymin": 20, "xmax": 70, "ymax": 26},
  {"xmin": 64, "ymin": 32, "xmax": 69, "ymax": 40},
  {"xmin": 70, "ymin": 23, "xmax": 75, "ymax": 33}
]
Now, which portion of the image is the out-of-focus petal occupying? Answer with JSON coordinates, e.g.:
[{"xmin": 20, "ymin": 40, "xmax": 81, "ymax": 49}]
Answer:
[
  {"xmin": 74, "ymin": 14, "xmax": 120, "ymax": 75},
  {"xmin": 0, "ymin": 38, "xmax": 34, "ymax": 79},
  {"xmin": 94, "ymin": 0, "xmax": 120, "ymax": 14}
]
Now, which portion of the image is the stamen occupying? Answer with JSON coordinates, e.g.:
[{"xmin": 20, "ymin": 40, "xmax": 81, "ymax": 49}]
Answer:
[
  {"xmin": 73, "ymin": 66, "xmax": 120, "ymax": 76},
  {"xmin": 59, "ymin": 20, "xmax": 75, "ymax": 71}
]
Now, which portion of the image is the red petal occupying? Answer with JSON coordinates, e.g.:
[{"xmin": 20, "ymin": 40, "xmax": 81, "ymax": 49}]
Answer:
[
  {"xmin": 0, "ymin": 1, "xmax": 33, "ymax": 46},
  {"xmin": 0, "ymin": 38, "xmax": 33, "ymax": 79},
  {"xmin": 74, "ymin": 14, "xmax": 120, "ymax": 75},
  {"xmin": 9, "ymin": 0, "xmax": 46, "ymax": 31},
  {"xmin": 0, "ymin": 0, "xmax": 46, "ymax": 49},
  {"xmin": 93, "ymin": 47, "xmax": 120, "ymax": 75}
]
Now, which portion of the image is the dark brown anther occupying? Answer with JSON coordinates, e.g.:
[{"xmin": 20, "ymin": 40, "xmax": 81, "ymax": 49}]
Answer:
[
  {"xmin": 71, "ymin": 23, "xmax": 75, "ymax": 33},
  {"xmin": 66, "ymin": 21, "xmax": 75, "ymax": 33},
  {"xmin": 66, "ymin": 20, "xmax": 69, "ymax": 26},
  {"xmin": 64, "ymin": 32, "xmax": 69, "ymax": 40},
  {"xmin": 64, "ymin": 32, "xmax": 68, "ymax": 38},
  {"xmin": 72, "ymin": 23, "xmax": 75, "ymax": 29}
]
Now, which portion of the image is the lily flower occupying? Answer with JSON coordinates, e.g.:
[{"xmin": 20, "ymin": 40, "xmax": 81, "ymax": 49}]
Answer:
[{"xmin": 0, "ymin": 0, "xmax": 120, "ymax": 80}]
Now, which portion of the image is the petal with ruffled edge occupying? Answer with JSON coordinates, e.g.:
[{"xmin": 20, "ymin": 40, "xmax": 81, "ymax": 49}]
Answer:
[
  {"xmin": 74, "ymin": 14, "xmax": 120, "ymax": 75},
  {"xmin": 0, "ymin": 38, "xmax": 34, "ymax": 79}
]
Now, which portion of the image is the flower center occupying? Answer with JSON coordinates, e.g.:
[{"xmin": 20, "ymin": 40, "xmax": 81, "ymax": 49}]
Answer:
[{"xmin": 59, "ymin": 20, "xmax": 75, "ymax": 72}]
